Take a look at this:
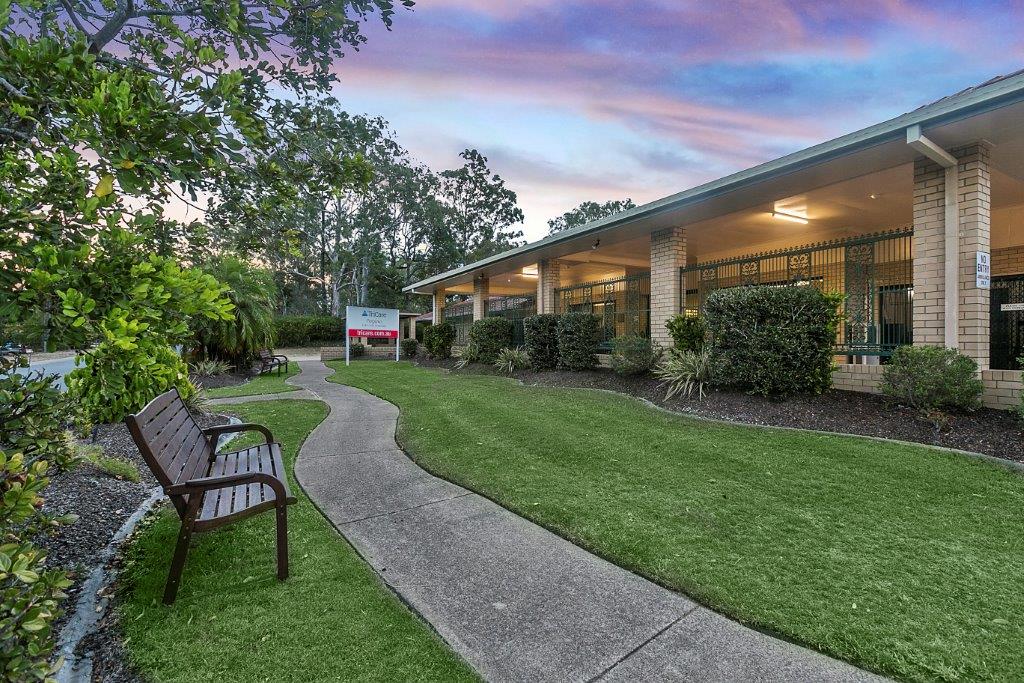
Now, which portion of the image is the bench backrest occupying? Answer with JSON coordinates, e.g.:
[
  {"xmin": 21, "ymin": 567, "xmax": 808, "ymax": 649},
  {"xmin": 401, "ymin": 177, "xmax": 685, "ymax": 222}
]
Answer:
[
  {"xmin": 125, "ymin": 388, "xmax": 212, "ymax": 491},
  {"xmin": 258, "ymin": 349, "xmax": 273, "ymax": 360}
]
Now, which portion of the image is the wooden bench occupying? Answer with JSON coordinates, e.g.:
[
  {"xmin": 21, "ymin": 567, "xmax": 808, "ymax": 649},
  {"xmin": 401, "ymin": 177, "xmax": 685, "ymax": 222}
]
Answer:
[
  {"xmin": 257, "ymin": 349, "xmax": 289, "ymax": 375},
  {"xmin": 126, "ymin": 388, "xmax": 296, "ymax": 604}
]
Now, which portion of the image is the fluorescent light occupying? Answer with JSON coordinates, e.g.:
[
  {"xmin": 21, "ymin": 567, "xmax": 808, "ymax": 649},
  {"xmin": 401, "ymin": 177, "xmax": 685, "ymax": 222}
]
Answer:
[
  {"xmin": 521, "ymin": 265, "xmax": 538, "ymax": 277},
  {"xmin": 772, "ymin": 211, "xmax": 808, "ymax": 224}
]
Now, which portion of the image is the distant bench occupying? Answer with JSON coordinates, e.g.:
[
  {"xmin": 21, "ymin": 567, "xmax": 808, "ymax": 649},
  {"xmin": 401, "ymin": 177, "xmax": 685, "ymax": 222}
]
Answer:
[
  {"xmin": 126, "ymin": 388, "xmax": 296, "ymax": 604},
  {"xmin": 257, "ymin": 349, "xmax": 289, "ymax": 375}
]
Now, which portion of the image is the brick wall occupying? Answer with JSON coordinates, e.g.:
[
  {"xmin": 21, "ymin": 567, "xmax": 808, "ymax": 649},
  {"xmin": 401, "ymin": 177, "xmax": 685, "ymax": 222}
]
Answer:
[
  {"xmin": 956, "ymin": 143, "xmax": 992, "ymax": 369},
  {"xmin": 537, "ymin": 259, "xmax": 561, "ymax": 314},
  {"xmin": 432, "ymin": 289, "xmax": 445, "ymax": 323},
  {"xmin": 472, "ymin": 277, "xmax": 489, "ymax": 321},
  {"xmin": 912, "ymin": 156, "xmax": 946, "ymax": 346},
  {"xmin": 831, "ymin": 364, "xmax": 885, "ymax": 393},
  {"xmin": 981, "ymin": 369, "xmax": 1023, "ymax": 410},
  {"xmin": 992, "ymin": 246, "xmax": 1024, "ymax": 276},
  {"xmin": 649, "ymin": 227, "xmax": 686, "ymax": 348}
]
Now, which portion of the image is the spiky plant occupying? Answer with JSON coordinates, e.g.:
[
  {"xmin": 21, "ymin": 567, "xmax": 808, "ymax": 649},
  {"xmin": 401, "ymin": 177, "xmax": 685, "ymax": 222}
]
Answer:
[{"xmin": 195, "ymin": 256, "xmax": 277, "ymax": 366}]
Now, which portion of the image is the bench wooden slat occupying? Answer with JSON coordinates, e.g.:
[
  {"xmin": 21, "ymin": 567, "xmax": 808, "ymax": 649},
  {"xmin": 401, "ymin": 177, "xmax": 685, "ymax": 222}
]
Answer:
[{"xmin": 145, "ymin": 406, "xmax": 193, "ymax": 459}]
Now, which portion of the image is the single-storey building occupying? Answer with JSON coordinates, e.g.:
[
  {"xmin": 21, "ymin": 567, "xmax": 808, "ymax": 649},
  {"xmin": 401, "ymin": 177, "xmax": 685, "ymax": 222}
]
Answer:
[{"xmin": 404, "ymin": 71, "xmax": 1024, "ymax": 409}]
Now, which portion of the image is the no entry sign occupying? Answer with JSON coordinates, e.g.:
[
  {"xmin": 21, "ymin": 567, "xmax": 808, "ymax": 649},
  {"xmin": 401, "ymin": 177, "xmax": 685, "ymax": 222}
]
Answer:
[{"xmin": 345, "ymin": 306, "xmax": 400, "ymax": 364}]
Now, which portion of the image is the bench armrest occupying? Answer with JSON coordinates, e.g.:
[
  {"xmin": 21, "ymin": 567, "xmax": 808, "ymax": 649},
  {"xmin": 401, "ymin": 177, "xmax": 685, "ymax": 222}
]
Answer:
[
  {"xmin": 204, "ymin": 423, "xmax": 274, "ymax": 444},
  {"xmin": 271, "ymin": 354, "xmax": 289, "ymax": 363},
  {"xmin": 167, "ymin": 471, "xmax": 287, "ymax": 499}
]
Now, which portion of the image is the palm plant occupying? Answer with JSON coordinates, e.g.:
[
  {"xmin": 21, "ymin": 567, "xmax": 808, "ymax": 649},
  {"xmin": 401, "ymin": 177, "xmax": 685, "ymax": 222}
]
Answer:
[{"xmin": 195, "ymin": 256, "xmax": 277, "ymax": 365}]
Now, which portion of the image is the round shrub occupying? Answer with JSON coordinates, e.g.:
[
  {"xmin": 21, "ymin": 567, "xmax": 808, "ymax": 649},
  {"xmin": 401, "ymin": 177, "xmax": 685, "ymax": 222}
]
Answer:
[
  {"xmin": 468, "ymin": 317, "xmax": 514, "ymax": 364},
  {"xmin": 349, "ymin": 342, "xmax": 365, "ymax": 357},
  {"xmin": 881, "ymin": 345, "xmax": 983, "ymax": 413},
  {"xmin": 523, "ymin": 314, "xmax": 559, "ymax": 370},
  {"xmin": 401, "ymin": 338, "xmax": 419, "ymax": 359},
  {"xmin": 705, "ymin": 285, "xmax": 841, "ymax": 397},
  {"xmin": 610, "ymin": 335, "xmax": 661, "ymax": 376},
  {"xmin": 423, "ymin": 322, "xmax": 456, "ymax": 359},
  {"xmin": 665, "ymin": 314, "xmax": 706, "ymax": 352},
  {"xmin": 273, "ymin": 316, "xmax": 344, "ymax": 347},
  {"xmin": 557, "ymin": 312, "xmax": 600, "ymax": 371}
]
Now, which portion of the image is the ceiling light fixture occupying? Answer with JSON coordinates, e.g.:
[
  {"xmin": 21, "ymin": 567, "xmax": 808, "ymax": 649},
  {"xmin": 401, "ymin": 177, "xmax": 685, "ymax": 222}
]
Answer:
[
  {"xmin": 772, "ymin": 210, "xmax": 808, "ymax": 224},
  {"xmin": 521, "ymin": 265, "xmax": 539, "ymax": 278}
]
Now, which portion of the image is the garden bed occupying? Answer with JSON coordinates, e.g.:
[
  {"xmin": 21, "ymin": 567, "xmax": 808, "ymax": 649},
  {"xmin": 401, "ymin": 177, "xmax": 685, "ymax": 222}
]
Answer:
[
  {"xmin": 415, "ymin": 357, "xmax": 1024, "ymax": 463},
  {"xmin": 191, "ymin": 370, "xmax": 249, "ymax": 390}
]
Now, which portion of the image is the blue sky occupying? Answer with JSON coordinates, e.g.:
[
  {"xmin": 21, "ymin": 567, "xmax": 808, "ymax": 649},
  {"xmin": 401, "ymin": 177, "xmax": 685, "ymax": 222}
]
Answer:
[{"xmin": 331, "ymin": 0, "xmax": 1024, "ymax": 240}]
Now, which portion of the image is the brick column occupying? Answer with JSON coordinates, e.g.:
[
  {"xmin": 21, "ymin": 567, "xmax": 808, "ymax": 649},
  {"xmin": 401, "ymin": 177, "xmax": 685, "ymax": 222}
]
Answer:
[
  {"xmin": 432, "ymin": 289, "xmax": 445, "ymax": 325},
  {"xmin": 473, "ymin": 276, "xmax": 489, "ymax": 320},
  {"xmin": 912, "ymin": 143, "xmax": 991, "ymax": 368},
  {"xmin": 957, "ymin": 143, "xmax": 992, "ymax": 369},
  {"xmin": 537, "ymin": 259, "xmax": 561, "ymax": 314},
  {"xmin": 650, "ymin": 227, "xmax": 686, "ymax": 349}
]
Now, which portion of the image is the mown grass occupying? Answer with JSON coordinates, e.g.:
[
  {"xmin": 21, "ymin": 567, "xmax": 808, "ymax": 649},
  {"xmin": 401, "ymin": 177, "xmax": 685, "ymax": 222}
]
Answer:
[
  {"xmin": 119, "ymin": 398, "xmax": 475, "ymax": 683},
  {"xmin": 328, "ymin": 361, "xmax": 1024, "ymax": 682},
  {"xmin": 202, "ymin": 361, "xmax": 301, "ymax": 398}
]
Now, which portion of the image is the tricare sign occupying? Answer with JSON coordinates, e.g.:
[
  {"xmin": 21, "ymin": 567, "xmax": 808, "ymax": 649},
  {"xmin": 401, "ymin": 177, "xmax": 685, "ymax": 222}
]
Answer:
[{"xmin": 345, "ymin": 306, "xmax": 400, "ymax": 364}]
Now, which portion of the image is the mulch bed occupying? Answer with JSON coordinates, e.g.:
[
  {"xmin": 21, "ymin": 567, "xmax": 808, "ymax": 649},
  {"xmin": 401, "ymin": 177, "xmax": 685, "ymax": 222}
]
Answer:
[
  {"xmin": 414, "ymin": 357, "xmax": 1024, "ymax": 464},
  {"xmin": 191, "ymin": 370, "xmax": 249, "ymax": 390}
]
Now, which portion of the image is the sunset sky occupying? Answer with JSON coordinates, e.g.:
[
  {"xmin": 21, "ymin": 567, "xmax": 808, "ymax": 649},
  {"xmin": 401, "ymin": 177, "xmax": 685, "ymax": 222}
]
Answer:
[{"xmin": 330, "ymin": 0, "xmax": 1024, "ymax": 241}]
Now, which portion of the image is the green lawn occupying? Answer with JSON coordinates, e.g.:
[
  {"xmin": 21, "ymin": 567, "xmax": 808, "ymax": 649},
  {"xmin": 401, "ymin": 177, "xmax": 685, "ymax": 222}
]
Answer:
[
  {"xmin": 119, "ymin": 398, "xmax": 475, "ymax": 683},
  {"xmin": 328, "ymin": 361, "xmax": 1024, "ymax": 682},
  {"xmin": 202, "ymin": 362, "xmax": 301, "ymax": 398}
]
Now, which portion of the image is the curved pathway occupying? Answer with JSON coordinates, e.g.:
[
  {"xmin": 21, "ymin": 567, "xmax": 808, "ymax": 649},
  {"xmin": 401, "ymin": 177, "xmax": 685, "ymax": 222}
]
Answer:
[{"xmin": 238, "ymin": 361, "xmax": 883, "ymax": 682}]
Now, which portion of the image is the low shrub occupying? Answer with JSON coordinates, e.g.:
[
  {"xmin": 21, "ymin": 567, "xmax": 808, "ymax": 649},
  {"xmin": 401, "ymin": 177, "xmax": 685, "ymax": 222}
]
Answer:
[
  {"xmin": 350, "ymin": 342, "xmax": 366, "ymax": 358},
  {"xmin": 881, "ymin": 345, "xmax": 983, "ymax": 413},
  {"xmin": 468, "ymin": 317, "xmax": 514, "ymax": 364},
  {"xmin": 557, "ymin": 313, "xmax": 600, "ymax": 371},
  {"xmin": 610, "ymin": 335, "xmax": 661, "ymax": 376},
  {"xmin": 666, "ymin": 314, "xmax": 706, "ymax": 352},
  {"xmin": 655, "ymin": 347, "xmax": 716, "ymax": 400},
  {"xmin": 423, "ymin": 322, "xmax": 456, "ymax": 359},
  {"xmin": 190, "ymin": 359, "xmax": 232, "ymax": 377},
  {"xmin": 401, "ymin": 338, "xmax": 419, "ymax": 359},
  {"xmin": 273, "ymin": 315, "xmax": 344, "ymax": 347},
  {"xmin": 523, "ymin": 314, "xmax": 559, "ymax": 370},
  {"xmin": 705, "ymin": 285, "xmax": 841, "ymax": 397},
  {"xmin": 494, "ymin": 347, "xmax": 530, "ymax": 376}
]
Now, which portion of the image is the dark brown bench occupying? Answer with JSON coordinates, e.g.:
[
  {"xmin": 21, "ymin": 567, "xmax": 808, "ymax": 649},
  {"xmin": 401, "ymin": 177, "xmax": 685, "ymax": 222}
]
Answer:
[
  {"xmin": 126, "ymin": 388, "xmax": 296, "ymax": 604},
  {"xmin": 257, "ymin": 349, "xmax": 289, "ymax": 375}
]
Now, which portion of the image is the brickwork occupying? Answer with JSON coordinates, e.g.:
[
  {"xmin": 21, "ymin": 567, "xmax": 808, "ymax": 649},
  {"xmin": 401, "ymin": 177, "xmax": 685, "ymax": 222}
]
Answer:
[
  {"xmin": 432, "ymin": 289, "xmax": 445, "ymax": 324},
  {"xmin": 992, "ymin": 246, "xmax": 1024, "ymax": 275},
  {"xmin": 473, "ymin": 277, "xmax": 489, "ymax": 321},
  {"xmin": 912, "ymin": 156, "xmax": 947, "ymax": 346},
  {"xmin": 956, "ymin": 143, "xmax": 992, "ymax": 369},
  {"xmin": 981, "ymin": 369, "xmax": 1023, "ymax": 410},
  {"xmin": 831, "ymin": 364, "xmax": 885, "ymax": 394},
  {"xmin": 649, "ymin": 227, "xmax": 686, "ymax": 348},
  {"xmin": 537, "ymin": 259, "xmax": 562, "ymax": 314}
]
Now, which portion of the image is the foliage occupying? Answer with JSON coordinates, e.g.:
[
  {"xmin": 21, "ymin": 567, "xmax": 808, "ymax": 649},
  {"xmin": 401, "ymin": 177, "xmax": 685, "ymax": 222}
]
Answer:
[
  {"xmin": 523, "ymin": 314, "xmax": 560, "ymax": 370},
  {"xmin": 705, "ymin": 286, "xmax": 841, "ymax": 397},
  {"xmin": 493, "ymin": 347, "xmax": 530, "ymax": 376},
  {"xmin": 1018, "ymin": 357, "xmax": 1024, "ymax": 424},
  {"xmin": 350, "ymin": 342, "xmax": 366, "ymax": 358},
  {"xmin": 195, "ymin": 257, "xmax": 277, "ymax": 365},
  {"xmin": 556, "ymin": 313, "xmax": 600, "ymax": 372},
  {"xmin": 401, "ymin": 338, "xmax": 419, "ymax": 359},
  {"xmin": 79, "ymin": 444, "xmax": 141, "ymax": 483},
  {"xmin": 665, "ymin": 314, "xmax": 707, "ymax": 353},
  {"xmin": 274, "ymin": 316, "xmax": 344, "ymax": 347},
  {"xmin": 881, "ymin": 345, "xmax": 983, "ymax": 414},
  {"xmin": 547, "ymin": 198, "xmax": 636, "ymax": 235},
  {"xmin": 468, "ymin": 318, "xmax": 514, "ymax": 364},
  {"xmin": 0, "ymin": 357, "xmax": 76, "ymax": 681},
  {"xmin": 655, "ymin": 347, "xmax": 716, "ymax": 400},
  {"xmin": 609, "ymin": 335, "xmax": 661, "ymax": 376},
  {"xmin": 423, "ymin": 322, "xmax": 456, "ymax": 360},
  {"xmin": 190, "ymin": 359, "xmax": 232, "ymax": 378}
]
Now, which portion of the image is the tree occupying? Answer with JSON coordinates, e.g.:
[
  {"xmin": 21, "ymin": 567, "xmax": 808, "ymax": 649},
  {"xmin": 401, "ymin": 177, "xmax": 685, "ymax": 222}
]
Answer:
[
  {"xmin": 547, "ymin": 198, "xmax": 637, "ymax": 235},
  {"xmin": 194, "ymin": 256, "xmax": 278, "ymax": 365}
]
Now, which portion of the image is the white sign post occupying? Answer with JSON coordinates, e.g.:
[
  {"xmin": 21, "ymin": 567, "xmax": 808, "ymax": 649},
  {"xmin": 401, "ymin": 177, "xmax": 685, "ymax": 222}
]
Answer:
[
  {"xmin": 345, "ymin": 306, "xmax": 400, "ymax": 366},
  {"xmin": 976, "ymin": 251, "xmax": 991, "ymax": 289}
]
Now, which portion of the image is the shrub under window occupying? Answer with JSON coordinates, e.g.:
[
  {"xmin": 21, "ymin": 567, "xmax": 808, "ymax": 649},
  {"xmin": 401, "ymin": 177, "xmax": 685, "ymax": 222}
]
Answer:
[
  {"xmin": 705, "ymin": 285, "xmax": 841, "ymax": 397},
  {"xmin": 423, "ymin": 322, "xmax": 456, "ymax": 359},
  {"xmin": 557, "ymin": 313, "xmax": 600, "ymax": 371},
  {"xmin": 523, "ymin": 314, "xmax": 559, "ymax": 370},
  {"xmin": 881, "ymin": 345, "xmax": 983, "ymax": 413},
  {"xmin": 610, "ymin": 335, "xmax": 661, "ymax": 376},
  {"xmin": 468, "ymin": 317, "xmax": 514, "ymax": 364}
]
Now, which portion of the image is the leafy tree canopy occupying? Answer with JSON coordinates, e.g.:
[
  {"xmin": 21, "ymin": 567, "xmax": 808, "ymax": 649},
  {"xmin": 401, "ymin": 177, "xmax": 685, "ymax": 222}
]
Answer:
[{"xmin": 547, "ymin": 198, "xmax": 637, "ymax": 235}]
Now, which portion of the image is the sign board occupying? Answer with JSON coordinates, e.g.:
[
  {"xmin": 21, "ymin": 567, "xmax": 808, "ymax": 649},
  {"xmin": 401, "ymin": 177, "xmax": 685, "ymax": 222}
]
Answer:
[
  {"xmin": 1002, "ymin": 303, "xmax": 1024, "ymax": 312},
  {"xmin": 345, "ymin": 306, "xmax": 400, "ymax": 365},
  {"xmin": 976, "ymin": 251, "xmax": 991, "ymax": 289}
]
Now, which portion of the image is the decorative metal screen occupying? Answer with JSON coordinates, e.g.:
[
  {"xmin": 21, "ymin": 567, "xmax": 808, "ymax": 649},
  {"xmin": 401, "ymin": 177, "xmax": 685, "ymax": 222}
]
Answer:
[
  {"xmin": 442, "ymin": 300, "xmax": 473, "ymax": 345},
  {"xmin": 554, "ymin": 273, "xmax": 650, "ymax": 349},
  {"xmin": 681, "ymin": 228, "xmax": 913, "ymax": 356},
  {"xmin": 990, "ymin": 274, "xmax": 1024, "ymax": 370},
  {"xmin": 485, "ymin": 295, "xmax": 536, "ymax": 346}
]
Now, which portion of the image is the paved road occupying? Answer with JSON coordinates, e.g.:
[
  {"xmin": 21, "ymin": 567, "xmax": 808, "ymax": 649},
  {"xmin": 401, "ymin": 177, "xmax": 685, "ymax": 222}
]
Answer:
[
  {"xmin": 16, "ymin": 355, "xmax": 77, "ymax": 391},
  {"xmin": 269, "ymin": 361, "xmax": 884, "ymax": 683}
]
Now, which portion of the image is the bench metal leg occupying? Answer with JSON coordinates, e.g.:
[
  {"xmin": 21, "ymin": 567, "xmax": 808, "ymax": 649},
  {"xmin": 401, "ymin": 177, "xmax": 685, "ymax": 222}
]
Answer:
[{"xmin": 275, "ymin": 504, "xmax": 288, "ymax": 581}]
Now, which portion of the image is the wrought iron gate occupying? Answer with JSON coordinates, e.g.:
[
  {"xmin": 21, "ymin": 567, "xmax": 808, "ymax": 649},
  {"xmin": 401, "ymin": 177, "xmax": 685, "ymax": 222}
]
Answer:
[
  {"xmin": 554, "ymin": 273, "xmax": 650, "ymax": 349},
  {"xmin": 990, "ymin": 274, "xmax": 1024, "ymax": 370},
  {"xmin": 486, "ymin": 295, "xmax": 536, "ymax": 346}
]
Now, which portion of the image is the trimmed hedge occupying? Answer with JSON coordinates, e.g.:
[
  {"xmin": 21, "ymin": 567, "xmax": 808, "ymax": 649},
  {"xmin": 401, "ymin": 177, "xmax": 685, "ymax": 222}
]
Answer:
[
  {"xmin": 610, "ymin": 335, "xmax": 661, "ymax": 376},
  {"xmin": 401, "ymin": 338, "xmax": 419, "ymax": 359},
  {"xmin": 665, "ymin": 314, "xmax": 706, "ymax": 352},
  {"xmin": 881, "ymin": 345, "xmax": 982, "ymax": 413},
  {"xmin": 423, "ymin": 322, "xmax": 456, "ymax": 359},
  {"xmin": 468, "ymin": 317, "xmax": 513, "ymax": 364},
  {"xmin": 705, "ymin": 286, "xmax": 841, "ymax": 397},
  {"xmin": 557, "ymin": 313, "xmax": 600, "ymax": 371},
  {"xmin": 273, "ymin": 315, "xmax": 344, "ymax": 347},
  {"xmin": 523, "ymin": 314, "xmax": 559, "ymax": 370}
]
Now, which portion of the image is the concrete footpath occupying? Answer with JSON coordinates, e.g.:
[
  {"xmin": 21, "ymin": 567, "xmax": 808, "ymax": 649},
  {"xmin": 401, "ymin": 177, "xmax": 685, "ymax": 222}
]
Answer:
[{"xmin": 242, "ymin": 361, "xmax": 883, "ymax": 682}]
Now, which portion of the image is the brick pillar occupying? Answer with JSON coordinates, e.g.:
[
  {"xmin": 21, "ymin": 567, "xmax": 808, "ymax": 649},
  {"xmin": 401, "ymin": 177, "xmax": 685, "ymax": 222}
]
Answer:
[
  {"xmin": 650, "ymin": 227, "xmax": 686, "ymax": 349},
  {"xmin": 957, "ymin": 143, "xmax": 992, "ymax": 369},
  {"xmin": 473, "ymin": 276, "xmax": 489, "ymax": 321},
  {"xmin": 432, "ymin": 289, "xmax": 445, "ymax": 324},
  {"xmin": 912, "ymin": 143, "xmax": 991, "ymax": 368},
  {"xmin": 537, "ymin": 259, "xmax": 561, "ymax": 314}
]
